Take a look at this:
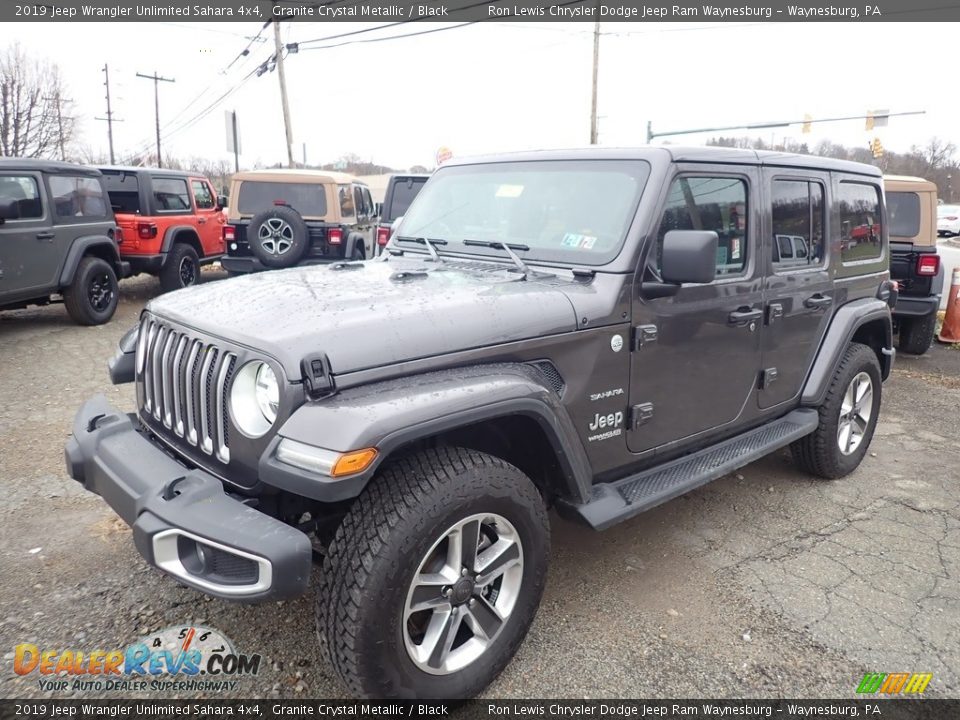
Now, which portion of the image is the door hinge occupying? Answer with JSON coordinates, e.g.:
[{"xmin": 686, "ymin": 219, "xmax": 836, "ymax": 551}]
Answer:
[
  {"xmin": 629, "ymin": 402, "xmax": 654, "ymax": 429},
  {"xmin": 760, "ymin": 367, "xmax": 779, "ymax": 388},
  {"xmin": 632, "ymin": 324, "xmax": 658, "ymax": 350}
]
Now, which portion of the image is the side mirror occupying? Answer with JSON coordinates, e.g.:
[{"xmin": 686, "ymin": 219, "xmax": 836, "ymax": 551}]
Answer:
[
  {"xmin": 217, "ymin": 195, "xmax": 228, "ymax": 210},
  {"xmin": 660, "ymin": 230, "xmax": 718, "ymax": 285}
]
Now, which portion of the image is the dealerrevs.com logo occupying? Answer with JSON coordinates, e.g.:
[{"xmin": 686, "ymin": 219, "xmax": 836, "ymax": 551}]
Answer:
[{"xmin": 13, "ymin": 625, "xmax": 261, "ymax": 693}]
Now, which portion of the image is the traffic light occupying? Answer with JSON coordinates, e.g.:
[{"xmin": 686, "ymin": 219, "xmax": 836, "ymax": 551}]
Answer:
[
  {"xmin": 802, "ymin": 114, "xmax": 812, "ymax": 134},
  {"xmin": 870, "ymin": 137, "xmax": 884, "ymax": 158}
]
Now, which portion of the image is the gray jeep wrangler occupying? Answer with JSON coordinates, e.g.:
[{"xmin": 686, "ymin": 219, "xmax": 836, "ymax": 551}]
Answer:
[
  {"xmin": 66, "ymin": 147, "xmax": 895, "ymax": 699},
  {"xmin": 0, "ymin": 159, "xmax": 128, "ymax": 325}
]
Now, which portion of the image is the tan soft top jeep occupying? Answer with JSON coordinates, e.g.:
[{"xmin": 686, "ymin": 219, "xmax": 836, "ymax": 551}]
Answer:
[
  {"xmin": 221, "ymin": 169, "xmax": 376, "ymax": 274},
  {"xmin": 884, "ymin": 175, "xmax": 943, "ymax": 354}
]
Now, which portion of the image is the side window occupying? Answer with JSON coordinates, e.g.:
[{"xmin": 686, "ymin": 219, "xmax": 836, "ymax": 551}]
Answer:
[
  {"xmin": 656, "ymin": 176, "xmax": 748, "ymax": 277},
  {"xmin": 153, "ymin": 178, "xmax": 191, "ymax": 212},
  {"xmin": 771, "ymin": 180, "xmax": 825, "ymax": 270},
  {"xmin": 339, "ymin": 184, "xmax": 355, "ymax": 218},
  {"xmin": 0, "ymin": 175, "xmax": 43, "ymax": 220},
  {"xmin": 191, "ymin": 180, "xmax": 214, "ymax": 210},
  {"xmin": 48, "ymin": 175, "xmax": 107, "ymax": 219},
  {"xmin": 354, "ymin": 186, "xmax": 364, "ymax": 218},
  {"xmin": 838, "ymin": 182, "xmax": 883, "ymax": 263}
]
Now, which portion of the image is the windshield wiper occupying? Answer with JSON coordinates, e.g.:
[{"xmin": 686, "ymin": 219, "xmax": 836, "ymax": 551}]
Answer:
[
  {"xmin": 463, "ymin": 239, "xmax": 531, "ymax": 278},
  {"xmin": 395, "ymin": 236, "xmax": 447, "ymax": 262}
]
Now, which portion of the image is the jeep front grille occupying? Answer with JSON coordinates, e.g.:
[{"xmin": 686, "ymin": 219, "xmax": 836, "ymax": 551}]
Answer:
[{"xmin": 137, "ymin": 318, "xmax": 237, "ymax": 464}]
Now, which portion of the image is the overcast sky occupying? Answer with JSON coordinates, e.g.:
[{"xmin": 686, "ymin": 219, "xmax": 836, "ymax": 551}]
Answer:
[{"xmin": 11, "ymin": 21, "xmax": 951, "ymax": 169}]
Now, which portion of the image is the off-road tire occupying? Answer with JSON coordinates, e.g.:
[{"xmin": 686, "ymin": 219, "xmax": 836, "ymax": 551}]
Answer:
[
  {"xmin": 791, "ymin": 342, "xmax": 882, "ymax": 479},
  {"xmin": 64, "ymin": 256, "xmax": 118, "ymax": 326},
  {"xmin": 159, "ymin": 243, "xmax": 201, "ymax": 292},
  {"xmin": 248, "ymin": 206, "xmax": 309, "ymax": 269},
  {"xmin": 316, "ymin": 447, "xmax": 549, "ymax": 699},
  {"xmin": 898, "ymin": 313, "xmax": 936, "ymax": 355}
]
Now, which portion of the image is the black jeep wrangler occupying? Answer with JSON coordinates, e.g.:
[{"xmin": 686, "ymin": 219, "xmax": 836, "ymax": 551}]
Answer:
[
  {"xmin": 0, "ymin": 159, "xmax": 128, "ymax": 325},
  {"xmin": 66, "ymin": 147, "xmax": 895, "ymax": 699}
]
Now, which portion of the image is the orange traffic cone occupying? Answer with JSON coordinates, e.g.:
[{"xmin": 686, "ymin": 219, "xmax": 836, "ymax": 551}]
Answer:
[{"xmin": 938, "ymin": 267, "xmax": 960, "ymax": 343}]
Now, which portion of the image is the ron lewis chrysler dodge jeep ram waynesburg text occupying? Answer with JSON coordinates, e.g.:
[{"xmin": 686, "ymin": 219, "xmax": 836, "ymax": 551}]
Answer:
[{"xmin": 66, "ymin": 147, "xmax": 896, "ymax": 699}]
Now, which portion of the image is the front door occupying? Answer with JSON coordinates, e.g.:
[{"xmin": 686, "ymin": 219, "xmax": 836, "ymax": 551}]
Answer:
[
  {"xmin": 628, "ymin": 167, "xmax": 765, "ymax": 454},
  {"xmin": 0, "ymin": 172, "xmax": 55, "ymax": 301},
  {"xmin": 190, "ymin": 178, "xmax": 225, "ymax": 256},
  {"xmin": 759, "ymin": 170, "xmax": 834, "ymax": 408}
]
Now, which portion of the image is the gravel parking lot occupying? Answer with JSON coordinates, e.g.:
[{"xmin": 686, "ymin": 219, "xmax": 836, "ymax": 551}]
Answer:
[{"xmin": 1, "ymin": 271, "xmax": 958, "ymax": 700}]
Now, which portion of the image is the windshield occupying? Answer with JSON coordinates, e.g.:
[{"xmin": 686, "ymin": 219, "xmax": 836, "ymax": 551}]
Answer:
[{"xmin": 395, "ymin": 160, "xmax": 650, "ymax": 265}]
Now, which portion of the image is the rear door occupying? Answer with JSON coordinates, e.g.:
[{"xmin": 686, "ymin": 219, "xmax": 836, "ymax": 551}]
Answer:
[
  {"xmin": 0, "ymin": 172, "xmax": 55, "ymax": 300},
  {"xmin": 628, "ymin": 166, "xmax": 765, "ymax": 454},
  {"xmin": 190, "ymin": 178, "xmax": 225, "ymax": 257},
  {"xmin": 759, "ymin": 170, "xmax": 833, "ymax": 409}
]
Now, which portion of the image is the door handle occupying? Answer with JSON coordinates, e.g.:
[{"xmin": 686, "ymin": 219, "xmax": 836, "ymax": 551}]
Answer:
[
  {"xmin": 804, "ymin": 294, "xmax": 833, "ymax": 310},
  {"xmin": 36, "ymin": 231, "xmax": 55, "ymax": 241},
  {"xmin": 728, "ymin": 306, "xmax": 763, "ymax": 326},
  {"xmin": 197, "ymin": 218, "xmax": 206, "ymax": 224}
]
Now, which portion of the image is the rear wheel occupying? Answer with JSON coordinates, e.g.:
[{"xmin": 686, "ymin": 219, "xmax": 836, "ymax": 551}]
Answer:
[
  {"xmin": 159, "ymin": 243, "xmax": 201, "ymax": 292},
  {"xmin": 316, "ymin": 447, "xmax": 549, "ymax": 699},
  {"xmin": 64, "ymin": 256, "xmax": 118, "ymax": 326},
  {"xmin": 791, "ymin": 342, "xmax": 881, "ymax": 479},
  {"xmin": 898, "ymin": 313, "xmax": 936, "ymax": 355}
]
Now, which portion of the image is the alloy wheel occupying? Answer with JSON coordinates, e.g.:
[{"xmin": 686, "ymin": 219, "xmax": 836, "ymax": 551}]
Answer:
[
  {"xmin": 88, "ymin": 272, "xmax": 115, "ymax": 312},
  {"xmin": 258, "ymin": 218, "xmax": 294, "ymax": 256},
  {"xmin": 402, "ymin": 513, "xmax": 523, "ymax": 675},
  {"xmin": 837, "ymin": 371, "xmax": 873, "ymax": 455}
]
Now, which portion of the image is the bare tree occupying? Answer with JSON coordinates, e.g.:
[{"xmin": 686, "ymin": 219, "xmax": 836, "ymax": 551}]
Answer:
[{"xmin": 0, "ymin": 44, "xmax": 76, "ymax": 159}]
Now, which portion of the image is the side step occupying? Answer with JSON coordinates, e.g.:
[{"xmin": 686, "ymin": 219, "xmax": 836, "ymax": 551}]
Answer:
[{"xmin": 564, "ymin": 409, "xmax": 819, "ymax": 530}]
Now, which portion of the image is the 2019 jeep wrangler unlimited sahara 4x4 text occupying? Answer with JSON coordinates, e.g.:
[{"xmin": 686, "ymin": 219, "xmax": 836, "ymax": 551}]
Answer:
[{"xmin": 66, "ymin": 147, "xmax": 895, "ymax": 699}]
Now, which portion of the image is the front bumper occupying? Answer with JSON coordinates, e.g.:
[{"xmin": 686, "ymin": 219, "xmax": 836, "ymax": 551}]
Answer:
[{"xmin": 64, "ymin": 395, "xmax": 312, "ymax": 602}]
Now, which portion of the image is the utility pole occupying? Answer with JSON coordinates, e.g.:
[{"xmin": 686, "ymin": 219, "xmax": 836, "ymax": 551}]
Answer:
[
  {"xmin": 302, "ymin": 142, "xmax": 307, "ymax": 166},
  {"xmin": 272, "ymin": 18, "xmax": 295, "ymax": 168},
  {"xmin": 589, "ymin": 19, "xmax": 600, "ymax": 145},
  {"xmin": 95, "ymin": 64, "xmax": 119, "ymax": 164},
  {"xmin": 136, "ymin": 70, "xmax": 175, "ymax": 167},
  {"xmin": 229, "ymin": 110, "xmax": 240, "ymax": 173}
]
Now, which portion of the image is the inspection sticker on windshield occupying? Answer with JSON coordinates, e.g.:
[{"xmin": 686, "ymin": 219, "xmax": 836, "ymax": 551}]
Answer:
[
  {"xmin": 562, "ymin": 233, "xmax": 597, "ymax": 249},
  {"xmin": 495, "ymin": 184, "xmax": 525, "ymax": 198}
]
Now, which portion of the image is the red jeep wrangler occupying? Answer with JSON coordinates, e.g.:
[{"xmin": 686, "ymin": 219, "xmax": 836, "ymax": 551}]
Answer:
[{"xmin": 99, "ymin": 167, "xmax": 226, "ymax": 291}]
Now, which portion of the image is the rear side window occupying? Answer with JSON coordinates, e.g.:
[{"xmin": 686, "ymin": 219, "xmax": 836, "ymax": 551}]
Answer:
[
  {"xmin": 153, "ymin": 178, "xmax": 191, "ymax": 212},
  {"xmin": 101, "ymin": 171, "xmax": 141, "ymax": 214},
  {"xmin": 339, "ymin": 184, "xmax": 355, "ymax": 218},
  {"xmin": 49, "ymin": 176, "xmax": 107, "ymax": 219},
  {"xmin": 771, "ymin": 179, "xmax": 825, "ymax": 269},
  {"xmin": 656, "ymin": 176, "xmax": 748, "ymax": 277},
  {"xmin": 384, "ymin": 178, "xmax": 427, "ymax": 222},
  {"xmin": 0, "ymin": 175, "xmax": 43, "ymax": 219},
  {"xmin": 887, "ymin": 191, "xmax": 920, "ymax": 238},
  {"xmin": 236, "ymin": 181, "xmax": 328, "ymax": 217},
  {"xmin": 838, "ymin": 182, "xmax": 883, "ymax": 263}
]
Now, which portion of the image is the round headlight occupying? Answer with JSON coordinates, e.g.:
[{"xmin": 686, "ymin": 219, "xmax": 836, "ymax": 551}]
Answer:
[
  {"xmin": 255, "ymin": 363, "xmax": 279, "ymax": 424},
  {"xmin": 230, "ymin": 361, "xmax": 280, "ymax": 437}
]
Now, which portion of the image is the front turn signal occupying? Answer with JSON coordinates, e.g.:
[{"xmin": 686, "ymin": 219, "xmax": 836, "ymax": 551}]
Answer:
[{"xmin": 331, "ymin": 448, "xmax": 378, "ymax": 477}]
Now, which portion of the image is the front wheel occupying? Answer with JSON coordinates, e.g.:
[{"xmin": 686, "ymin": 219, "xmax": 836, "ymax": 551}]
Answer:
[
  {"xmin": 316, "ymin": 447, "xmax": 549, "ymax": 699},
  {"xmin": 791, "ymin": 342, "xmax": 882, "ymax": 479}
]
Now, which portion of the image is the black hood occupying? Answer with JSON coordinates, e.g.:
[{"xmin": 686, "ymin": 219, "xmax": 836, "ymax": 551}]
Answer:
[{"xmin": 146, "ymin": 257, "xmax": 580, "ymax": 379}]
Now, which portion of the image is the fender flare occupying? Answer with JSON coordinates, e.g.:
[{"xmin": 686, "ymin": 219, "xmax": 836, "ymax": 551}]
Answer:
[
  {"xmin": 58, "ymin": 235, "xmax": 121, "ymax": 286},
  {"xmin": 160, "ymin": 225, "xmax": 200, "ymax": 255},
  {"xmin": 801, "ymin": 297, "xmax": 893, "ymax": 406},
  {"xmin": 344, "ymin": 232, "xmax": 366, "ymax": 259},
  {"xmin": 259, "ymin": 363, "xmax": 593, "ymax": 504}
]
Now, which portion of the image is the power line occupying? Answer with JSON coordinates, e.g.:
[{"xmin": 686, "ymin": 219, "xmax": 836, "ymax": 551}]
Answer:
[{"xmin": 299, "ymin": 21, "xmax": 478, "ymax": 51}]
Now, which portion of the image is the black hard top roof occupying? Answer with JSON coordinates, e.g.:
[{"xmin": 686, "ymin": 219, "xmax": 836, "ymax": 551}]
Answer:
[
  {"xmin": 0, "ymin": 158, "xmax": 103, "ymax": 176},
  {"xmin": 444, "ymin": 145, "xmax": 882, "ymax": 178}
]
